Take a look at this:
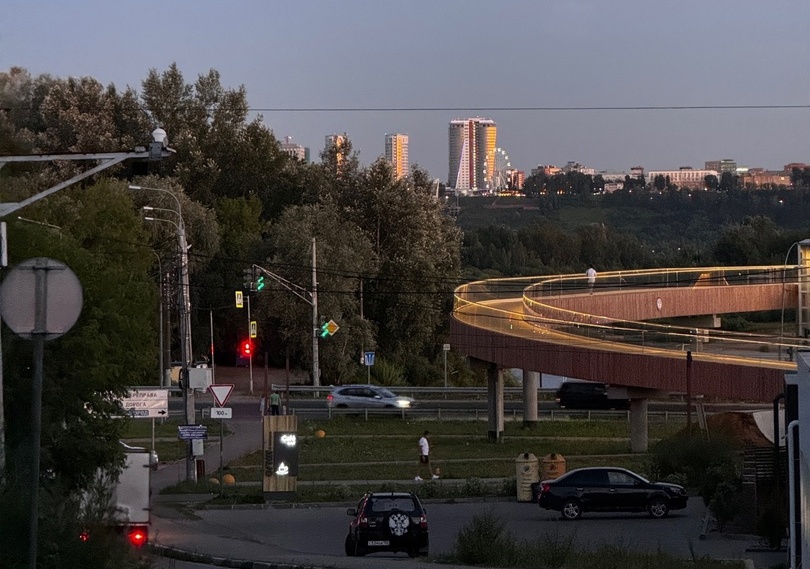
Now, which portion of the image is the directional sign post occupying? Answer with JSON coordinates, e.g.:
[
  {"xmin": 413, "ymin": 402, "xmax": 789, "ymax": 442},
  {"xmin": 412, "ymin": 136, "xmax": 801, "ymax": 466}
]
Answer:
[
  {"xmin": 208, "ymin": 383, "xmax": 235, "ymax": 490},
  {"xmin": 123, "ymin": 388, "xmax": 169, "ymax": 419},
  {"xmin": 364, "ymin": 351, "xmax": 375, "ymax": 384}
]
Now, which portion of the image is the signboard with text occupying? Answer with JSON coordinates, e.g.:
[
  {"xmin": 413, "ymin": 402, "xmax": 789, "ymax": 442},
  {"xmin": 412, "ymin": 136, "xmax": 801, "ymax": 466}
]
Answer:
[{"xmin": 123, "ymin": 388, "xmax": 168, "ymax": 419}]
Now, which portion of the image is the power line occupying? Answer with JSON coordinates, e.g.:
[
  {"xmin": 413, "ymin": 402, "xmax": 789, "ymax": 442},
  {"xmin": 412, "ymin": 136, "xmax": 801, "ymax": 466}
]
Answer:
[{"xmin": 4, "ymin": 104, "xmax": 810, "ymax": 114}]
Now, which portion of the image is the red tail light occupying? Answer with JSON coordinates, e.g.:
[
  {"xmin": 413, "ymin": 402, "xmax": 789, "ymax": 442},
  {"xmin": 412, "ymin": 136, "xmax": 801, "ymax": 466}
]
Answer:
[
  {"xmin": 358, "ymin": 515, "xmax": 368, "ymax": 528},
  {"xmin": 327, "ymin": 394, "xmax": 333, "ymax": 402},
  {"xmin": 541, "ymin": 483, "xmax": 550, "ymax": 494},
  {"xmin": 79, "ymin": 530, "xmax": 89, "ymax": 542},
  {"xmin": 419, "ymin": 513, "xmax": 428, "ymax": 529},
  {"xmin": 127, "ymin": 526, "xmax": 148, "ymax": 548}
]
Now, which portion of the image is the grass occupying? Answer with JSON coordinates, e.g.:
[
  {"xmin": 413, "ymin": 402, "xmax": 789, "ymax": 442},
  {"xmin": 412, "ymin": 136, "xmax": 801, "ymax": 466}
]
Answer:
[
  {"xmin": 122, "ymin": 418, "xmax": 232, "ymax": 462},
  {"xmin": 440, "ymin": 510, "xmax": 745, "ymax": 569},
  {"xmin": 158, "ymin": 416, "xmax": 682, "ymax": 502}
]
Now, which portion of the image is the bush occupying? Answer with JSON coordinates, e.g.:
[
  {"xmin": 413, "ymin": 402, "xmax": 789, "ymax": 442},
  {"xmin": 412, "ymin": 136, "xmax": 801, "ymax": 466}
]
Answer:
[
  {"xmin": 647, "ymin": 431, "xmax": 738, "ymax": 493},
  {"xmin": 452, "ymin": 510, "xmax": 517, "ymax": 566},
  {"xmin": 708, "ymin": 479, "xmax": 742, "ymax": 531}
]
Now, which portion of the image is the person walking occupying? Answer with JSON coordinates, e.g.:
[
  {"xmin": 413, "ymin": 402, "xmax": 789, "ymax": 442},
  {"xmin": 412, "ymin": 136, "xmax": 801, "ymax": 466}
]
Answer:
[
  {"xmin": 415, "ymin": 430, "xmax": 439, "ymax": 481},
  {"xmin": 586, "ymin": 264, "xmax": 597, "ymax": 294},
  {"xmin": 270, "ymin": 390, "xmax": 281, "ymax": 416}
]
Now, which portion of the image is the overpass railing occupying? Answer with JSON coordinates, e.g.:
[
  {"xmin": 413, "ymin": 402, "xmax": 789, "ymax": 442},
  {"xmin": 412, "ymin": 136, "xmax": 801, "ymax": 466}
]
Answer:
[{"xmin": 453, "ymin": 265, "xmax": 803, "ymax": 367}]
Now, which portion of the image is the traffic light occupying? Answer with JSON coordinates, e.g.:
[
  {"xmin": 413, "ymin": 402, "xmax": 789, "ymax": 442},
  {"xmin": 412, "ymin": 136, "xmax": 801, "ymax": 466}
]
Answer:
[
  {"xmin": 241, "ymin": 340, "xmax": 253, "ymax": 357},
  {"xmin": 320, "ymin": 322, "xmax": 330, "ymax": 338},
  {"xmin": 242, "ymin": 267, "xmax": 254, "ymax": 292},
  {"xmin": 256, "ymin": 274, "xmax": 265, "ymax": 292}
]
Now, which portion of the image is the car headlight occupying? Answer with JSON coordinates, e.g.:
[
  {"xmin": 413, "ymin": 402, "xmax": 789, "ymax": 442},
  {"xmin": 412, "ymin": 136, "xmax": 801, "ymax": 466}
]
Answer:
[{"xmin": 396, "ymin": 400, "xmax": 411, "ymax": 408}]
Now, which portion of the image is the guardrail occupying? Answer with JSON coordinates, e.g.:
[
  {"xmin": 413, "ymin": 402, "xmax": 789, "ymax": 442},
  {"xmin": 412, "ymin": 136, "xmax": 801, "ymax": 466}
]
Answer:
[{"xmin": 269, "ymin": 384, "xmax": 559, "ymax": 399}]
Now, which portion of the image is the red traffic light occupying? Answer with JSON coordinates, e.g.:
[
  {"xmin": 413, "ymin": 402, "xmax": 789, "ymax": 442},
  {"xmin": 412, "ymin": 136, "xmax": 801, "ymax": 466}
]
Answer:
[{"xmin": 241, "ymin": 340, "xmax": 252, "ymax": 357}]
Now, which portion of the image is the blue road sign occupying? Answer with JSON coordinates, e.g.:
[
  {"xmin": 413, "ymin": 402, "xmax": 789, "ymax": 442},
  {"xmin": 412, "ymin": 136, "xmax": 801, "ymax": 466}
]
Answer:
[
  {"xmin": 364, "ymin": 351, "xmax": 375, "ymax": 366},
  {"xmin": 178, "ymin": 424, "xmax": 208, "ymax": 440}
]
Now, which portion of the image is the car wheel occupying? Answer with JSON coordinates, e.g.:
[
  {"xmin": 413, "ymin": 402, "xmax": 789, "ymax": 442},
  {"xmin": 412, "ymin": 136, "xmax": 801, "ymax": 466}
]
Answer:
[
  {"xmin": 344, "ymin": 534, "xmax": 356, "ymax": 557},
  {"xmin": 561, "ymin": 499, "xmax": 582, "ymax": 520},
  {"xmin": 387, "ymin": 510, "xmax": 411, "ymax": 537},
  {"xmin": 648, "ymin": 498, "xmax": 669, "ymax": 518}
]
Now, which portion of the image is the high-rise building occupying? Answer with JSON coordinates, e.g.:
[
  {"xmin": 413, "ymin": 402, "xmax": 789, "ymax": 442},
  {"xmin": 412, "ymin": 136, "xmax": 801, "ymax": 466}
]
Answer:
[
  {"xmin": 280, "ymin": 136, "xmax": 309, "ymax": 163},
  {"xmin": 324, "ymin": 133, "xmax": 349, "ymax": 172},
  {"xmin": 384, "ymin": 133, "xmax": 409, "ymax": 179},
  {"xmin": 448, "ymin": 118, "xmax": 497, "ymax": 191}
]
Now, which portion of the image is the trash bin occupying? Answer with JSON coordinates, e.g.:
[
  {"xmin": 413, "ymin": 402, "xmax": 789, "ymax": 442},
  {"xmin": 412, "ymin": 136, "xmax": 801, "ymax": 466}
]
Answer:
[
  {"xmin": 515, "ymin": 453, "xmax": 540, "ymax": 502},
  {"xmin": 540, "ymin": 453, "xmax": 566, "ymax": 480}
]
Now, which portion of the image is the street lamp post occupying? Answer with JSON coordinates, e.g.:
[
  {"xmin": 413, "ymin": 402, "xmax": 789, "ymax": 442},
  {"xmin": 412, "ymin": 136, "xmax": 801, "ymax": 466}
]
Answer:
[{"xmin": 130, "ymin": 185, "xmax": 197, "ymax": 482}]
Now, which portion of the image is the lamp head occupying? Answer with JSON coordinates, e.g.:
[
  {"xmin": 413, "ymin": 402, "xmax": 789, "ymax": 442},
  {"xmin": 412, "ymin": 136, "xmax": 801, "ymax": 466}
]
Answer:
[{"xmin": 151, "ymin": 127, "xmax": 168, "ymax": 147}]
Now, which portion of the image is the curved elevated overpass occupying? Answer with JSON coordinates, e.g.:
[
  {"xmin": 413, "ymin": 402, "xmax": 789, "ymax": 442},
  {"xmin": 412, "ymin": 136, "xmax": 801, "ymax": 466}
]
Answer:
[{"xmin": 450, "ymin": 266, "xmax": 802, "ymax": 447}]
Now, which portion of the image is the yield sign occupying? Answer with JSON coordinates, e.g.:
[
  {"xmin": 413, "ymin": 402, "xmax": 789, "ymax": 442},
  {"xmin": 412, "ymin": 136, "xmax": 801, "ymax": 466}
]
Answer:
[{"xmin": 209, "ymin": 384, "xmax": 234, "ymax": 407}]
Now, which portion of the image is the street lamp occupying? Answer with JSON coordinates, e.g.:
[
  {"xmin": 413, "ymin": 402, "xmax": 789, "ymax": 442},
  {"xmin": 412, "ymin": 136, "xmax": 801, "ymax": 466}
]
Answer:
[{"xmin": 130, "ymin": 185, "xmax": 197, "ymax": 482}]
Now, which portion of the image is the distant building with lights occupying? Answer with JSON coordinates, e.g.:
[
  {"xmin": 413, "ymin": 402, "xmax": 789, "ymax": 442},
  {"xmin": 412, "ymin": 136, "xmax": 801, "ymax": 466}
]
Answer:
[
  {"xmin": 646, "ymin": 167, "xmax": 719, "ymax": 189},
  {"xmin": 448, "ymin": 118, "xmax": 497, "ymax": 191},
  {"xmin": 280, "ymin": 136, "xmax": 309, "ymax": 162},
  {"xmin": 384, "ymin": 133, "xmax": 409, "ymax": 180}
]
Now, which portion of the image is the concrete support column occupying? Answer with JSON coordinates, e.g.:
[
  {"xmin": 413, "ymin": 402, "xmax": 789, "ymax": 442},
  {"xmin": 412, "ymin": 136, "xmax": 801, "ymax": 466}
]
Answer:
[
  {"xmin": 487, "ymin": 364, "xmax": 504, "ymax": 442},
  {"xmin": 523, "ymin": 371, "xmax": 539, "ymax": 427},
  {"xmin": 629, "ymin": 398, "xmax": 649, "ymax": 452}
]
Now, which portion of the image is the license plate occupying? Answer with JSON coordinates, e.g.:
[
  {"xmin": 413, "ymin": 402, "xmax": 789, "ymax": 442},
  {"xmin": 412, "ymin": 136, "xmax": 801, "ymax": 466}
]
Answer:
[{"xmin": 368, "ymin": 540, "xmax": 389, "ymax": 546}]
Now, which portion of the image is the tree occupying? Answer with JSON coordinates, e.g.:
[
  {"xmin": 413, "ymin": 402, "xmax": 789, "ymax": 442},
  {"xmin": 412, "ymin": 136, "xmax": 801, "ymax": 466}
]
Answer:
[{"xmin": 0, "ymin": 180, "xmax": 157, "ymax": 568}]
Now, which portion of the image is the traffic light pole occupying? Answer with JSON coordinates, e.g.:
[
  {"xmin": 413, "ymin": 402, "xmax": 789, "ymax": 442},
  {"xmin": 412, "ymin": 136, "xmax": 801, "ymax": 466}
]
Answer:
[
  {"xmin": 177, "ymin": 212, "xmax": 197, "ymax": 483},
  {"xmin": 247, "ymin": 295, "xmax": 253, "ymax": 393},
  {"xmin": 312, "ymin": 237, "xmax": 320, "ymax": 388}
]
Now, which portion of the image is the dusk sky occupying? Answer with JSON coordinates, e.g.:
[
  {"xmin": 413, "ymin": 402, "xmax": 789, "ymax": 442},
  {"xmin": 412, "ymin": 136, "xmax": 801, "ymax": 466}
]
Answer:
[{"xmin": 3, "ymin": 1, "xmax": 810, "ymax": 181}]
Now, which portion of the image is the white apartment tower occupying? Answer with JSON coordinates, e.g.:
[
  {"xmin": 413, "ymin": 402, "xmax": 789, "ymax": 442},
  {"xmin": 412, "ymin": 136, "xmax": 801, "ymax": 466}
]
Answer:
[
  {"xmin": 448, "ymin": 118, "xmax": 497, "ymax": 191},
  {"xmin": 384, "ymin": 133, "xmax": 409, "ymax": 180}
]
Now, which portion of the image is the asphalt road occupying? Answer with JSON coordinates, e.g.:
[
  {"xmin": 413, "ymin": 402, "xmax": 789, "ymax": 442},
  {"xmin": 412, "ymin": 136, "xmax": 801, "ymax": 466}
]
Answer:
[{"xmin": 149, "ymin": 497, "xmax": 786, "ymax": 569}]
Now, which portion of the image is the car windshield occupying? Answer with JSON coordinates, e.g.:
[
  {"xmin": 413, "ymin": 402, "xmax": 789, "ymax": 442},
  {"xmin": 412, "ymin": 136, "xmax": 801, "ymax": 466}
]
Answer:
[{"xmin": 376, "ymin": 388, "xmax": 396, "ymax": 398}]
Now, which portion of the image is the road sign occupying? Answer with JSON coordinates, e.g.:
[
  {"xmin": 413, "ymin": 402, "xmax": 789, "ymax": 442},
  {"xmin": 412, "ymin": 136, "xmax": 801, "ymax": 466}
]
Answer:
[
  {"xmin": 235, "ymin": 290, "xmax": 243, "ymax": 308},
  {"xmin": 178, "ymin": 424, "xmax": 208, "ymax": 440},
  {"xmin": 123, "ymin": 388, "xmax": 169, "ymax": 419},
  {"xmin": 322, "ymin": 319, "xmax": 339, "ymax": 337},
  {"xmin": 364, "ymin": 351, "xmax": 375, "ymax": 366},
  {"xmin": 443, "ymin": 343, "xmax": 451, "ymax": 351},
  {"xmin": 209, "ymin": 384, "xmax": 234, "ymax": 407},
  {"xmin": 250, "ymin": 320, "xmax": 257, "ymax": 338},
  {"xmin": 211, "ymin": 407, "xmax": 232, "ymax": 419}
]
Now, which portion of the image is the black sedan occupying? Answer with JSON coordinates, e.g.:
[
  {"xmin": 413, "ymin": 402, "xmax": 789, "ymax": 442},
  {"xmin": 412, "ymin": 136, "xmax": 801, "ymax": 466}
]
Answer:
[
  {"xmin": 537, "ymin": 467, "xmax": 688, "ymax": 520},
  {"xmin": 345, "ymin": 492, "xmax": 429, "ymax": 558}
]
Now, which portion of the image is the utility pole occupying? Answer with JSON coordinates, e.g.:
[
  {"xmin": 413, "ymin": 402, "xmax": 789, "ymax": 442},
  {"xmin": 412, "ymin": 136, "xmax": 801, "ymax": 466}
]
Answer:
[
  {"xmin": 312, "ymin": 237, "xmax": 320, "ymax": 388},
  {"xmin": 177, "ymin": 215, "xmax": 196, "ymax": 482}
]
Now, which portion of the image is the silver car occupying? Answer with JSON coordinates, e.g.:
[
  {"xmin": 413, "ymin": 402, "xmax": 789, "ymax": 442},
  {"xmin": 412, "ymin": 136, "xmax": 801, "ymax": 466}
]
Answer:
[{"xmin": 326, "ymin": 385, "xmax": 415, "ymax": 409}]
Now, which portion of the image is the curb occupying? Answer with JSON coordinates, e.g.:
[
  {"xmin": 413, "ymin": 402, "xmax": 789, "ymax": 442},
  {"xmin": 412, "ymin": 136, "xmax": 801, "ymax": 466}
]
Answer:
[{"xmin": 149, "ymin": 544, "xmax": 320, "ymax": 569}]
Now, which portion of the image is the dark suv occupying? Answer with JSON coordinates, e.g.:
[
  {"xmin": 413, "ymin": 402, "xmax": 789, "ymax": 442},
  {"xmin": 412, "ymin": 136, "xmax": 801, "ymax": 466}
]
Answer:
[
  {"xmin": 345, "ymin": 492, "xmax": 429, "ymax": 558},
  {"xmin": 555, "ymin": 381, "xmax": 630, "ymax": 410}
]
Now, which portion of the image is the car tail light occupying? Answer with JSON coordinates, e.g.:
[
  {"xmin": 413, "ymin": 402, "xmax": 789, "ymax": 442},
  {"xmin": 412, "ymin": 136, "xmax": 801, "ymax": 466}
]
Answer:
[
  {"xmin": 127, "ymin": 526, "xmax": 148, "ymax": 548},
  {"xmin": 540, "ymin": 483, "xmax": 550, "ymax": 494},
  {"xmin": 358, "ymin": 515, "xmax": 368, "ymax": 528},
  {"xmin": 419, "ymin": 513, "xmax": 427, "ymax": 529},
  {"xmin": 79, "ymin": 530, "xmax": 89, "ymax": 542},
  {"xmin": 326, "ymin": 394, "xmax": 334, "ymax": 402}
]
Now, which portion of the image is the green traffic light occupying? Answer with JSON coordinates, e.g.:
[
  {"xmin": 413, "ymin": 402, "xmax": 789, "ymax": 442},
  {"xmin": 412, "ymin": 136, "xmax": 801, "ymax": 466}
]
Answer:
[
  {"xmin": 256, "ymin": 275, "xmax": 265, "ymax": 291},
  {"xmin": 320, "ymin": 322, "xmax": 329, "ymax": 338}
]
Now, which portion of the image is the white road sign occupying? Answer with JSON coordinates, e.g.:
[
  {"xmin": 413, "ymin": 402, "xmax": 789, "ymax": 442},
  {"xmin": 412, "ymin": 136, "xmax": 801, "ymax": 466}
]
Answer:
[
  {"xmin": 211, "ymin": 407, "xmax": 232, "ymax": 419},
  {"xmin": 123, "ymin": 388, "xmax": 169, "ymax": 419}
]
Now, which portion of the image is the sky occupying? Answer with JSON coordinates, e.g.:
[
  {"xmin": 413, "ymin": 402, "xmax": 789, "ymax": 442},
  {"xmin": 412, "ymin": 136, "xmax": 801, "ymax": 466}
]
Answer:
[{"xmin": 3, "ymin": 1, "xmax": 810, "ymax": 181}]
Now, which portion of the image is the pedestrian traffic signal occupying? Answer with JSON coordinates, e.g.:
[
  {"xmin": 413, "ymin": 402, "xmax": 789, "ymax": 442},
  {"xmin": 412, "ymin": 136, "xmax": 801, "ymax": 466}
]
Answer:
[{"xmin": 241, "ymin": 340, "xmax": 253, "ymax": 357}]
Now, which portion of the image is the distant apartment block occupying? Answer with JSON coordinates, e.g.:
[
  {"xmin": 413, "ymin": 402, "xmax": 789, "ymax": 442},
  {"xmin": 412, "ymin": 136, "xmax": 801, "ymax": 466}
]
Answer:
[
  {"xmin": 384, "ymin": 133, "xmax": 409, "ymax": 180},
  {"xmin": 448, "ymin": 118, "xmax": 496, "ymax": 191},
  {"xmin": 740, "ymin": 168, "xmax": 792, "ymax": 187},
  {"xmin": 325, "ymin": 133, "xmax": 349, "ymax": 171},
  {"xmin": 531, "ymin": 164, "xmax": 562, "ymax": 177},
  {"xmin": 646, "ymin": 167, "xmax": 720, "ymax": 189},
  {"xmin": 280, "ymin": 136, "xmax": 309, "ymax": 162},
  {"xmin": 630, "ymin": 166, "xmax": 645, "ymax": 179}
]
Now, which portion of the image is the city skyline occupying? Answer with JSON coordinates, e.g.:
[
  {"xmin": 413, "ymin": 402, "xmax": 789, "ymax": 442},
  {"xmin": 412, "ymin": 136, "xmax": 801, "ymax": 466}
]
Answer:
[{"xmin": 2, "ymin": 1, "xmax": 810, "ymax": 180}]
